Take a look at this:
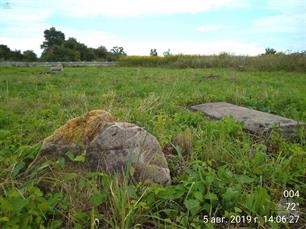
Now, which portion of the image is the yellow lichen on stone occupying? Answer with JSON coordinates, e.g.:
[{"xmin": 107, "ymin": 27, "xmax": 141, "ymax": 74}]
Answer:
[
  {"xmin": 43, "ymin": 110, "xmax": 114, "ymax": 145},
  {"xmin": 83, "ymin": 110, "xmax": 114, "ymax": 142}
]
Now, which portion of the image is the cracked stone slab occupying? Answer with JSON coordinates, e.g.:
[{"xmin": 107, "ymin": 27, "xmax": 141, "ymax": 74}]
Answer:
[{"xmin": 191, "ymin": 102, "xmax": 305, "ymax": 138}]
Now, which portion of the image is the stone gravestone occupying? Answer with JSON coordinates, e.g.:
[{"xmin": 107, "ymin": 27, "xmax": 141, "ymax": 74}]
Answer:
[
  {"xmin": 191, "ymin": 102, "xmax": 305, "ymax": 138},
  {"xmin": 50, "ymin": 63, "xmax": 64, "ymax": 74},
  {"xmin": 41, "ymin": 110, "xmax": 171, "ymax": 185}
]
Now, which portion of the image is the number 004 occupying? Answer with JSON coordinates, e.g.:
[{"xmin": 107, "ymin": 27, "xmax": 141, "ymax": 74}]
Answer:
[{"xmin": 283, "ymin": 190, "xmax": 299, "ymax": 198}]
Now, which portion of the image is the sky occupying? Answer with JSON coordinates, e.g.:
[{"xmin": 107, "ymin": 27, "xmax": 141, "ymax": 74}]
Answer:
[{"xmin": 0, "ymin": 0, "xmax": 305, "ymax": 56}]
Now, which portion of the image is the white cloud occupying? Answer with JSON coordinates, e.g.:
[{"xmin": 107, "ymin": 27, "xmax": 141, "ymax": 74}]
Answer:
[
  {"xmin": 0, "ymin": 36, "xmax": 43, "ymax": 53},
  {"xmin": 56, "ymin": 27, "xmax": 122, "ymax": 49},
  {"xmin": 49, "ymin": 28, "xmax": 265, "ymax": 55},
  {"xmin": 0, "ymin": 5, "xmax": 51, "ymax": 25},
  {"xmin": 252, "ymin": 13, "xmax": 305, "ymax": 33},
  {"xmin": 57, "ymin": 0, "xmax": 247, "ymax": 17},
  {"xmin": 2, "ymin": 0, "xmax": 246, "ymax": 18},
  {"xmin": 267, "ymin": 0, "xmax": 305, "ymax": 14},
  {"xmin": 249, "ymin": 0, "xmax": 305, "ymax": 36},
  {"xmin": 0, "ymin": 26, "xmax": 118, "ymax": 56},
  {"xmin": 0, "ymin": 2, "xmax": 50, "ymax": 51},
  {"xmin": 40, "ymin": 28, "xmax": 264, "ymax": 56},
  {"xmin": 0, "ymin": 13, "xmax": 50, "ymax": 55},
  {"xmin": 0, "ymin": 7, "xmax": 51, "ymax": 54},
  {"xmin": 0, "ymin": 0, "xmax": 264, "ymax": 56},
  {"xmin": 0, "ymin": 27, "xmax": 264, "ymax": 56},
  {"xmin": 124, "ymin": 40, "xmax": 264, "ymax": 56},
  {"xmin": 196, "ymin": 25, "xmax": 223, "ymax": 32}
]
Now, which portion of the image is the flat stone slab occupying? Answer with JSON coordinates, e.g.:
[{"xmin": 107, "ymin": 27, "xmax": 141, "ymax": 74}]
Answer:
[{"xmin": 191, "ymin": 102, "xmax": 305, "ymax": 138}]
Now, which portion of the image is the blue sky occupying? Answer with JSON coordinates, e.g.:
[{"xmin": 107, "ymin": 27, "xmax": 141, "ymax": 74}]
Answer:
[{"xmin": 0, "ymin": 0, "xmax": 305, "ymax": 56}]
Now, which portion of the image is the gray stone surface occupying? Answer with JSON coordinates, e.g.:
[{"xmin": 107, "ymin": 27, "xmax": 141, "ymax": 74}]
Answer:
[
  {"xmin": 191, "ymin": 102, "xmax": 305, "ymax": 138},
  {"xmin": 50, "ymin": 64, "xmax": 64, "ymax": 74},
  {"xmin": 41, "ymin": 110, "xmax": 171, "ymax": 185},
  {"xmin": 86, "ymin": 122, "xmax": 171, "ymax": 185}
]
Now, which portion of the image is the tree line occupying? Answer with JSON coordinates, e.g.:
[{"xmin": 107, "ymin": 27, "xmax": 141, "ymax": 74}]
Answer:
[
  {"xmin": 0, "ymin": 27, "xmax": 127, "ymax": 62},
  {"xmin": 0, "ymin": 26, "xmax": 293, "ymax": 62},
  {"xmin": 0, "ymin": 45, "xmax": 38, "ymax": 61}
]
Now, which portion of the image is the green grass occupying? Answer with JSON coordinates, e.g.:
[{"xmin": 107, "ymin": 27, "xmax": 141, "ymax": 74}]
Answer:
[
  {"xmin": 119, "ymin": 54, "xmax": 306, "ymax": 72},
  {"xmin": 0, "ymin": 66, "xmax": 305, "ymax": 228}
]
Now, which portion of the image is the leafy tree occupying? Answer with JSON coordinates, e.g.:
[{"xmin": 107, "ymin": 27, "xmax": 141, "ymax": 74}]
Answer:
[
  {"xmin": 0, "ymin": 44, "xmax": 11, "ymax": 60},
  {"xmin": 39, "ymin": 27, "xmax": 116, "ymax": 61},
  {"xmin": 41, "ymin": 27, "xmax": 65, "ymax": 51},
  {"xmin": 86, "ymin": 48, "xmax": 96, "ymax": 61},
  {"xmin": 41, "ymin": 35, "xmax": 96, "ymax": 61},
  {"xmin": 63, "ymin": 37, "xmax": 79, "ymax": 50},
  {"xmin": 41, "ymin": 45, "xmax": 80, "ymax": 61},
  {"xmin": 38, "ymin": 27, "xmax": 123, "ymax": 61},
  {"xmin": 62, "ymin": 37, "xmax": 95, "ymax": 61},
  {"xmin": 110, "ymin": 46, "xmax": 126, "ymax": 58},
  {"xmin": 265, "ymin": 48, "xmax": 277, "ymax": 55},
  {"xmin": 77, "ymin": 43, "xmax": 95, "ymax": 61},
  {"xmin": 94, "ymin": 46, "xmax": 108, "ymax": 60},
  {"xmin": 163, "ymin": 49, "xmax": 172, "ymax": 56},
  {"xmin": 0, "ymin": 44, "xmax": 25, "ymax": 61},
  {"xmin": 9, "ymin": 50, "xmax": 24, "ymax": 61},
  {"xmin": 23, "ymin": 50, "xmax": 37, "ymax": 61},
  {"xmin": 150, "ymin": 48, "xmax": 158, "ymax": 56}
]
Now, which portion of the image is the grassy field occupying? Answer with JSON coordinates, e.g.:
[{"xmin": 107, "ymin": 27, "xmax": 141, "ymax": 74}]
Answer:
[
  {"xmin": 0, "ymin": 67, "xmax": 305, "ymax": 228},
  {"xmin": 119, "ymin": 54, "xmax": 306, "ymax": 72}
]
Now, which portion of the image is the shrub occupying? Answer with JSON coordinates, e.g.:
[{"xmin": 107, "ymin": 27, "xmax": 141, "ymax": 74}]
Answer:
[{"xmin": 118, "ymin": 53, "xmax": 306, "ymax": 72}]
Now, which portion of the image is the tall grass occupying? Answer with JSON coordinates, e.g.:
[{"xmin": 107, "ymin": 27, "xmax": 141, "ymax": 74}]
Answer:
[
  {"xmin": 119, "ymin": 53, "xmax": 306, "ymax": 72},
  {"xmin": 119, "ymin": 55, "xmax": 179, "ymax": 67},
  {"xmin": 0, "ymin": 67, "xmax": 305, "ymax": 228}
]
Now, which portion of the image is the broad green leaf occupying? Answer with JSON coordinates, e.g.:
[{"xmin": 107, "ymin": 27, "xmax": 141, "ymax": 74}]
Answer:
[
  {"xmin": 193, "ymin": 191, "xmax": 204, "ymax": 201},
  {"xmin": 57, "ymin": 157, "xmax": 65, "ymax": 168},
  {"xmin": 184, "ymin": 199, "xmax": 200, "ymax": 210},
  {"xmin": 90, "ymin": 192, "xmax": 105, "ymax": 207},
  {"xmin": 65, "ymin": 151, "xmax": 75, "ymax": 161},
  {"xmin": 184, "ymin": 199, "xmax": 201, "ymax": 216},
  {"xmin": 205, "ymin": 193, "xmax": 218, "ymax": 201},
  {"xmin": 12, "ymin": 162, "xmax": 25, "ymax": 177},
  {"xmin": 74, "ymin": 154, "xmax": 85, "ymax": 162},
  {"xmin": 237, "ymin": 175, "xmax": 254, "ymax": 184}
]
